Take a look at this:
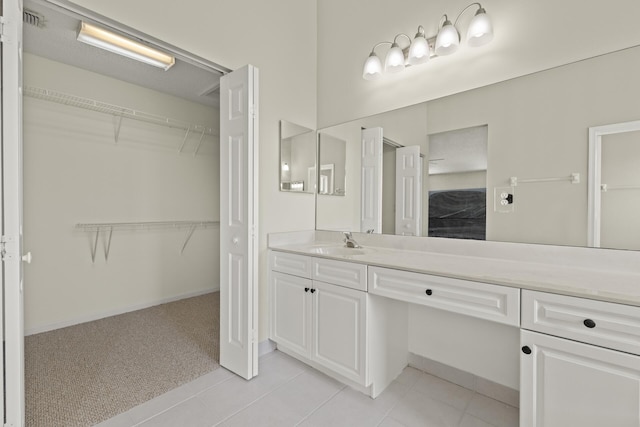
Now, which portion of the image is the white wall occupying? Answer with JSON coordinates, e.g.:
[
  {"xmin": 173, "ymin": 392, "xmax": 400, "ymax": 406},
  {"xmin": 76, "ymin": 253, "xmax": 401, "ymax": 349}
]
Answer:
[
  {"xmin": 23, "ymin": 54, "xmax": 220, "ymax": 333},
  {"xmin": 317, "ymin": 0, "xmax": 640, "ymax": 128},
  {"xmin": 290, "ymin": 132, "xmax": 316, "ymax": 190},
  {"xmin": 429, "ymin": 171, "xmax": 486, "ymax": 192},
  {"xmin": 65, "ymin": 0, "xmax": 318, "ymax": 341},
  {"xmin": 409, "ymin": 305, "xmax": 520, "ymax": 389}
]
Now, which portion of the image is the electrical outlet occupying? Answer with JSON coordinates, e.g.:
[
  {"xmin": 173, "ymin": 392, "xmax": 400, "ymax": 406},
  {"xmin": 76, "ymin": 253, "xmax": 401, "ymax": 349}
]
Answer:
[{"xmin": 494, "ymin": 186, "xmax": 515, "ymax": 213}]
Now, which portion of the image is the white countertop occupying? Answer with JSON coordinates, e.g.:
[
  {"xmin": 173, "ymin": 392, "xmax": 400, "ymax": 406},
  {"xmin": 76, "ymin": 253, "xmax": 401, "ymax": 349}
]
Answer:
[{"xmin": 269, "ymin": 238, "xmax": 640, "ymax": 307}]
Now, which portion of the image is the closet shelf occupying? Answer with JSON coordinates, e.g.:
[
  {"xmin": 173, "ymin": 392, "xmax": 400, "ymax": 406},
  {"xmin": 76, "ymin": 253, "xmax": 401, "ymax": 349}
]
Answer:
[
  {"xmin": 24, "ymin": 86, "xmax": 218, "ymax": 146},
  {"xmin": 76, "ymin": 220, "xmax": 220, "ymax": 263}
]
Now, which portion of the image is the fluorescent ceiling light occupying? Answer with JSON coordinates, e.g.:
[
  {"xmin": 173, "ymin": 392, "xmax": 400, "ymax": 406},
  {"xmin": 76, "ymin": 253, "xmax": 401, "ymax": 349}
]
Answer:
[{"xmin": 77, "ymin": 22, "xmax": 175, "ymax": 70}]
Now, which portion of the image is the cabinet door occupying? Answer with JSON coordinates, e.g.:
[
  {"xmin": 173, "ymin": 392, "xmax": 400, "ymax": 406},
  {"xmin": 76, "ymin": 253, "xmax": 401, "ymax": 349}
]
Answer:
[
  {"xmin": 520, "ymin": 330, "xmax": 640, "ymax": 427},
  {"xmin": 270, "ymin": 272, "xmax": 312, "ymax": 358},
  {"xmin": 312, "ymin": 281, "xmax": 368, "ymax": 386}
]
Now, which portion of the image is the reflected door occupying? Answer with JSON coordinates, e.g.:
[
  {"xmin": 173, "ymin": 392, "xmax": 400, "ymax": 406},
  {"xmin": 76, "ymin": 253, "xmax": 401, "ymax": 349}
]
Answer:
[
  {"xmin": 395, "ymin": 146, "xmax": 422, "ymax": 236},
  {"xmin": 588, "ymin": 120, "xmax": 640, "ymax": 249},
  {"xmin": 361, "ymin": 127, "xmax": 383, "ymax": 233}
]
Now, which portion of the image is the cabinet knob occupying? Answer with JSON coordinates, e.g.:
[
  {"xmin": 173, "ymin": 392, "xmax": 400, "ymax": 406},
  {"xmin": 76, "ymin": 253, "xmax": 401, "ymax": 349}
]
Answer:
[
  {"xmin": 583, "ymin": 318, "xmax": 596, "ymax": 329},
  {"xmin": 310, "ymin": 288, "xmax": 316, "ymax": 294},
  {"xmin": 304, "ymin": 287, "xmax": 310, "ymax": 293},
  {"xmin": 425, "ymin": 289, "xmax": 433, "ymax": 296},
  {"xmin": 521, "ymin": 346, "xmax": 532, "ymax": 355}
]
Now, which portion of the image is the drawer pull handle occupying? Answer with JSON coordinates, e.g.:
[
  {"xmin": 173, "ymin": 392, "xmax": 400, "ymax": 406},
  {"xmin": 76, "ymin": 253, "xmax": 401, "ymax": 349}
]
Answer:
[
  {"xmin": 310, "ymin": 288, "xmax": 316, "ymax": 294},
  {"xmin": 583, "ymin": 319, "xmax": 596, "ymax": 329},
  {"xmin": 304, "ymin": 287, "xmax": 310, "ymax": 293},
  {"xmin": 522, "ymin": 346, "xmax": 532, "ymax": 355},
  {"xmin": 425, "ymin": 289, "xmax": 433, "ymax": 296}
]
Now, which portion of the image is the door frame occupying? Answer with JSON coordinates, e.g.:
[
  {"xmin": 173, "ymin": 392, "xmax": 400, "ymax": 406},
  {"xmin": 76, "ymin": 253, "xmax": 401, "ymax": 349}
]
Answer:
[
  {"xmin": 587, "ymin": 119, "xmax": 640, "ymax": 247},
  {"xmin": 3, "ymin": 1, "xmax": 257, "ymax": 424}
]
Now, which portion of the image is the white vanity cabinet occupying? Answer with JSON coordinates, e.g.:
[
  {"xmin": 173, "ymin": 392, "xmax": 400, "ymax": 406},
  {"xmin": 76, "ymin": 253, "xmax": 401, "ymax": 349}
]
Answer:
[
  {"xmin": 520, "ymin": 290, "xmax": 640, "ymax": 427},
  {"xmin": 269, "ymin": 251, "xmax": 370, "ymax": 386}
]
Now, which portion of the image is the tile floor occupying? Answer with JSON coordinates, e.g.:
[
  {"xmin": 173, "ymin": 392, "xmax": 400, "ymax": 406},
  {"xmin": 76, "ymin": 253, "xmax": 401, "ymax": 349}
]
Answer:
[{"xmin": 96, "ymin": 351, "xmax": 518, "ymax": 427}]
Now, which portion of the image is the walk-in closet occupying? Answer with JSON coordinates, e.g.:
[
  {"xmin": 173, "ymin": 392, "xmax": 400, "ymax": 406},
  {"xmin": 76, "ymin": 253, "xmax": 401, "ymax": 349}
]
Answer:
[{"xmin": 21, "ymin": 1, "xmax": 224, "ymax": 425}]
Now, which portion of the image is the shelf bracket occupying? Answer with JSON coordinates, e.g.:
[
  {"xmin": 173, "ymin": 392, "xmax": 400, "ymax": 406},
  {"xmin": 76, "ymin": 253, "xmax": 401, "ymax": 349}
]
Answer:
[
  {"xmin": 193, "ymin": 129, "xmax": 206, "ymax": 156},
  {"xmin": 113, "ymin": 115, "xmax": 124, "ymax": 144},
  {"xmin": 180, "ymin": 224, "xmax": 197, "ymax": 254},
  {"xmin": 90, "ymin": 229, "xmax": 100, "ymax": 263},
  {"xmin": 178, "ymin": 128, "xmax": 191, "ymax": 153},
  {"xmin": 103, "ymin": 227, "xmax": 113, "ymax": 261}
]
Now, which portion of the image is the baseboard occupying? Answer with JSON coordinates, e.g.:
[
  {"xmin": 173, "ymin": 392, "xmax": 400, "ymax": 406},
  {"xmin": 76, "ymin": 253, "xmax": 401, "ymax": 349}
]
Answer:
[
  {"xmin": 408, "ymin": 352, "xmax": 519, "ymax": 408},
  {"xmin": 25, "ymin": 287, "xmax": 218, "ymax": 336},
  {"xmin": 258, "ymin": 339, "xmax": 277, "ymax": 357}
]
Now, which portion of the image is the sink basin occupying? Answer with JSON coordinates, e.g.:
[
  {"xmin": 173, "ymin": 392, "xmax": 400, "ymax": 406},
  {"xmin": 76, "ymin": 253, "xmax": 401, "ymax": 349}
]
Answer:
[{"xmin": 308, "ymin": 245, "xmax": 370, "ymax": 257}]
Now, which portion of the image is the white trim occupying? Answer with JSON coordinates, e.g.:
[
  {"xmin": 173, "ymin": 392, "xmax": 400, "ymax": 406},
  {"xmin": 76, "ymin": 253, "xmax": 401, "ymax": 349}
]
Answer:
[
  {"xmin": 24, "ymin": 288, "xmax": 218, "ymax": 336},
  {"xmin": 588, "ymin": 120, "xmax": 640, "ymax": 247}
]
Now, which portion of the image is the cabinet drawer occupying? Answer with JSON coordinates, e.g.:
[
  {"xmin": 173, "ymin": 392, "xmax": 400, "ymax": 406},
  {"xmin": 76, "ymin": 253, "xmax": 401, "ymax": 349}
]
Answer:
[
  {"xmin": 522, "ymin": 290, "xmax": 640, "ymax": 355},
  {"xmin": 312, "ymin": 258, "xmax": 367, "ymax": 291},
  {"xmin": 369, "ymin": 266, "xmax": 520, "ymax": 326},
  {"xmin": 270, "ymin": 250, "xmax": 312, "ymax": 278}
]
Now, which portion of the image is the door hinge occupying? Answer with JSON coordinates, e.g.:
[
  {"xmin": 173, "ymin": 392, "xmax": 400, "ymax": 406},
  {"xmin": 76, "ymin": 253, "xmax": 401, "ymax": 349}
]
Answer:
[
  {"xmin": 0, "ymin": 16, "xmax": 9, "ymax": 43},
  {"xmin": 252, "ymin": 329, "xmax": 257, "ymax": 343},
  {"xmin": 1, "ymin": 235, "xmax": 17, "ymax": 261},
  {"xmin": 249, "ymin": 104, "xmax": 257, "ymax": 119}
]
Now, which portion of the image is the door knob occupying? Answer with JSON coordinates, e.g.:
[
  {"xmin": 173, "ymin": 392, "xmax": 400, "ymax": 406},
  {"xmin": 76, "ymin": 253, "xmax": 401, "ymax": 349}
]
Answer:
[
  {"xmin": 22, "ymin": 252, "xmax": 32, "ymax": 264},
  {"xmin": 232, "ymin": 237, "xmax": 239, "ymax": 244}
]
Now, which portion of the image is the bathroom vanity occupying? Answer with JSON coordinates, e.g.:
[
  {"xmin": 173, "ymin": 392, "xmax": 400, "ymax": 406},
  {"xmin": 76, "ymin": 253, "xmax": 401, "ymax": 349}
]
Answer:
[{"xmin": 268, "ymin": 231, "xmax": 640, "ymax": 427}]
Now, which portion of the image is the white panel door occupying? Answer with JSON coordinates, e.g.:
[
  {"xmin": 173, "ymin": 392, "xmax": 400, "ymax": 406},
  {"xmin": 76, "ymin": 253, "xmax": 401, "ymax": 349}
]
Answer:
[
  {"xmin": 361, "ymin": 127, "xmax": 383, "ymax": 233},
  {"xmin": 1, "ymin": 0, "xmax": 25, "ymax": 424},
  {"xmin": 220, "ymin": 65, "xmax": 259, "ymax": 380},
  {"xmin": 395, "ymin": 146, "xmax": 422, "ymax": 236},
  {"xmin": 520, "ymin": 330, "xmax": 640, "ymax": 427},
  {"xmin": 270, "ymin": 272, "xmax": 312, "ymax": 358},
  {"xmin": 312, "ymin": 281, "xmax": 368, "ymax": 386}
]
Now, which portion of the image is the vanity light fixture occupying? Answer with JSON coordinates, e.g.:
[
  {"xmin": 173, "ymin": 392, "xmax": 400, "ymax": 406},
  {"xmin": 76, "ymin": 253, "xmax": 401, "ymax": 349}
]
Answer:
[
  {"xmin": 77, "ymin": 22, "xmax": 176, "ymax": 70},
  {"xmin": 362, "ymin": 2, "xmax": 493, "ymax": 80}
]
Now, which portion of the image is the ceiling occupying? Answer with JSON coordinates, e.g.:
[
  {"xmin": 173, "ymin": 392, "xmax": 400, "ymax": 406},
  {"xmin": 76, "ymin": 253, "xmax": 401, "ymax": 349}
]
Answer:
[
  {"xmin": 428, "ymin": 125, "xmax": 487, "ymax": 175},
  {"xmin": 22, "ymin": 0, "xmax": 222, "ymax": 107}
]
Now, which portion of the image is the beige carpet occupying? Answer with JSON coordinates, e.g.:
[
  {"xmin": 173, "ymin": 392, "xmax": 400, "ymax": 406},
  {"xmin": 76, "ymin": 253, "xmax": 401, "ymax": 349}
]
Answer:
[{"xmin": 25, "ymin": 292, "xmax": 220, "ymax": 427}]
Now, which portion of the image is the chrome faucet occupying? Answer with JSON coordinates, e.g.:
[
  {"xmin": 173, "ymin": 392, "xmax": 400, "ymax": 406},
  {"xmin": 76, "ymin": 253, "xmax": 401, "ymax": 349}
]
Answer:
[{"xmin": 343, "ymin": 232, "xmax": 361, "ymax": 248}]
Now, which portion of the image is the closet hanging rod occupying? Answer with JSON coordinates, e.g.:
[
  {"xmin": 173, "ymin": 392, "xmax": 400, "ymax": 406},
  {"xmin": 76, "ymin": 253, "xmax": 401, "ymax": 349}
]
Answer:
[
  {"xmin": 510, "ymin": 173, "xmax": 580, "ymax": 187},
  {"xmin": 75, "ymin": 220, "xmax": 219, "ymax": 262},
  {"xmin": 24, "ymin": 86, "xmax": 218, "ymax": 137},
  {"xmin": 76, "ymin": 220, "xmax": 219, "ymax": 230}
]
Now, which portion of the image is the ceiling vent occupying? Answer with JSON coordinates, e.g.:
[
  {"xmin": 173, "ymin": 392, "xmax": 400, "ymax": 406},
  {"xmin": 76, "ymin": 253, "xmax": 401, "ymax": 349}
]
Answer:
[{"xmin": 23, "ymin": 9, "xmax": 45, "ymax": 28}]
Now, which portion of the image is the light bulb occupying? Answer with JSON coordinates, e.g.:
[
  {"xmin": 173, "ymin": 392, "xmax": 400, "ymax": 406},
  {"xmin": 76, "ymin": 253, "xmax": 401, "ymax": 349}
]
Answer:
[
  {"xmin": 408, "ymin": 32, "xmax": 430, "ymax": 66},
  {"xmin": 466, "ymin": 8, "xmax": 493, "ymax": 47},
  {"xmin": 435, "ymin": 20, "xmax": 460, "ymax": 56},
  {"xmin": 362, "ymin": 52, "xmax": 383, "ymax": 80},
  {"xmin": 384, "ymin": 42, "xmax": 405, "ymax": 73}
]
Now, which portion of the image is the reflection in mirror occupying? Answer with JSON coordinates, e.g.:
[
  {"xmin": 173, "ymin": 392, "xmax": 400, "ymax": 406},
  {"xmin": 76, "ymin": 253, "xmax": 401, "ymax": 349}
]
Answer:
[
  {"xmin": 279, "ymin": 120, "xmax": 316, "ymax": 193},
  {"xmin": 318, "ymin": 133, "xmax": 346, "ymax": 196},
  {"xmin": 316, "ymin": 44, "xmax": 640, "ymax": 250},
  {"xmin": 428, "ymin": 126, "xmax": 487, "ymax": 240},
  {"xmin": 588, "ymin": 120, "xmax": 640, "ymax": 250}
]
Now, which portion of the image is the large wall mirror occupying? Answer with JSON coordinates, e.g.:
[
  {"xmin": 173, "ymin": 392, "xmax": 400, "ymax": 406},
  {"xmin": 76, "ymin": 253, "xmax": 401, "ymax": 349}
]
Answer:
[{"xmin": 316, "ymin": 44, "xmax": 640, "ymax": 250}]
